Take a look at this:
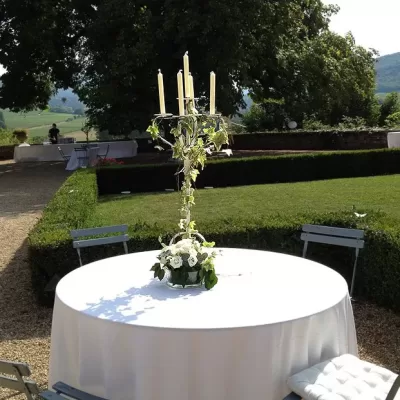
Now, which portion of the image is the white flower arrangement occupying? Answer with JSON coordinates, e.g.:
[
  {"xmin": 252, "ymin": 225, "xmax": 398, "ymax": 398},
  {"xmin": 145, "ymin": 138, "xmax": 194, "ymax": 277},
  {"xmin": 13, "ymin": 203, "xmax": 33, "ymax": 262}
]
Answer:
[{"xmin": 151, "ymin": 237, "xmax": 218, "ymax": 289}]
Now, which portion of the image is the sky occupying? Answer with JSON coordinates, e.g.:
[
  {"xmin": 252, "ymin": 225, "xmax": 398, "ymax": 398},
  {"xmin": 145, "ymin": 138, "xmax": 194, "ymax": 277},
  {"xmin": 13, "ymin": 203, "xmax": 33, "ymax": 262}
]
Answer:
[
  {"xmin": 0, "ymin": 0, "xmax": 398, "ymax": 75},
  {"xmin": 324, "ymin": 0, "xmax": 400, "ymax": 56}
]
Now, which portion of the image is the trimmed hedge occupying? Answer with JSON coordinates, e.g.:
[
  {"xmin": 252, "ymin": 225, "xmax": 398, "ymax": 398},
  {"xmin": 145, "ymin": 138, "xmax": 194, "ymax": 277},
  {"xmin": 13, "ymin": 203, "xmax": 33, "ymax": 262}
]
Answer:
[
  {"xmin": 97, "ymin": 148, "xmax": 400, "ymax": 194},
  {"xmin": 230, "ymin": 130, "xmax": 389, "ymax": 150},
  {"xmin": 28, "ymin": 169, "xmax": 98, "ymax": 299},
  {"xmin": 29, "ymin": 167, "xmax": 400, "ymax": 310}
]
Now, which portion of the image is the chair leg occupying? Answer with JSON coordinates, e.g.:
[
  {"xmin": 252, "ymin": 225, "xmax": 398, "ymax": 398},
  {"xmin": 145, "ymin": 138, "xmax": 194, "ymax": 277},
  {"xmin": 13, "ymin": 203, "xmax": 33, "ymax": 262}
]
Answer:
[
  {"xmin": 302, "ymin": 241, "xmax": 308, "ymax": 258},
  {"xmin": 123, "ymin": 242, "xmax": 128, "ymax": 254},
  {"xmin": 350, "ymin": 248, "xmax": 360, "ymax": 297},
  {"xmin": 12, "ymin": 366, "xmax": 34, "ymax": 400},
  {"xmin": 77, "ymin": 248, "xmax": 83, "ymax": 267}
]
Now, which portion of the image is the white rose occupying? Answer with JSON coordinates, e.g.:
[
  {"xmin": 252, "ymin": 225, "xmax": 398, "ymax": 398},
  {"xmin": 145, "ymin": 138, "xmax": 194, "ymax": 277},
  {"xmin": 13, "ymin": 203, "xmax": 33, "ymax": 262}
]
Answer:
[
  {"xmin": 175, "ymin": 239, "xmax": 193, "ymax": 249},
  {"xmin": 169, "ymin": 245, "xmax": 178, "ymax": 255},
  {"xmin": 170, "ymin": 256, "xmax": 183, "ymax": 269},
  {"xmin": 188, "ymin": 255, "xmax": 198, "ymax": 267}
]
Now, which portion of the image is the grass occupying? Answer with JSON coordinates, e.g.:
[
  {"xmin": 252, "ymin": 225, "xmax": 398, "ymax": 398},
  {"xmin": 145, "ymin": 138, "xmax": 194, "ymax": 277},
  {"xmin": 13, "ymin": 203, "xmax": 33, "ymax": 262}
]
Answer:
[
  {"xmin": 29, "ymin": 118, "xmax": 86, "ymax": 137},
  {"xmin": 89, "ymin": 174, "xmax": 400, "ymax": 228},
  {"xmin": 1, "ymin": 109, "xmax": 86, "ymax": 137}
]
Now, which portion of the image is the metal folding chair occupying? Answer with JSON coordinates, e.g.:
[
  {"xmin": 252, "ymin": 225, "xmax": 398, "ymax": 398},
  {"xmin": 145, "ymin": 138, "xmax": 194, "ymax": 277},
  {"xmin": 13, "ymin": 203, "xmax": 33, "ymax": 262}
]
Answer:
[
  {"xmin": 57, "ymin": 146, "xmax": 71, "ymax": 162},
  {"xmin": 301, "ymin": 224, "xmax": 365, "ymax": 297},
  {"xmin": 70, "ymin": 225, "xmax": 129, "ymax": 266}
]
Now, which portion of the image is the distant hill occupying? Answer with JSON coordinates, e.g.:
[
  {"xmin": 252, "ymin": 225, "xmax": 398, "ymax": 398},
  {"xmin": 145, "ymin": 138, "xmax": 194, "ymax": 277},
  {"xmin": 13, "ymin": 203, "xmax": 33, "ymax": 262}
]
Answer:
[
  {"xmin": 376, "ymin": 52, "xmax": 400, "ymax": 93},
  {"xmin": 49, "ymin": 89, "xmax": 84, "ymax": 111}
]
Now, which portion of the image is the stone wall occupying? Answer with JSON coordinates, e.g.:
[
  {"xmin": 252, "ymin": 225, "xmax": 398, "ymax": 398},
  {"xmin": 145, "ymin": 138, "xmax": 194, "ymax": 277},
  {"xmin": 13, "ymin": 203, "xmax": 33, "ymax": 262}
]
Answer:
[
  {"xmin": 0, "ymin": 145, "xmax": 16, "ymax": 160},
  {"xmin": 230, "ymin": 130, "xmax": 389, "ymax": 151}
]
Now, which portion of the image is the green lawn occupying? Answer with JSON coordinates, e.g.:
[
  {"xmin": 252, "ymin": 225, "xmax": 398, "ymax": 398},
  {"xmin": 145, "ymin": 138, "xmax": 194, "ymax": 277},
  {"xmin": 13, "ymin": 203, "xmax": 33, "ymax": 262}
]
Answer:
[
  {"xmin": 89, "ymin": 175, "xmax": 400, "ymax": 228},
  {"xmin": 29, "ymin": 117, "xmax": 86, "ymax": 137},
  {"xmin": 1, "ymin": 109, "xmax": 76, "ymax": 129},
  {"xmin": 1, "ymin": 109, "xmax": 87, "ymax": 137}
]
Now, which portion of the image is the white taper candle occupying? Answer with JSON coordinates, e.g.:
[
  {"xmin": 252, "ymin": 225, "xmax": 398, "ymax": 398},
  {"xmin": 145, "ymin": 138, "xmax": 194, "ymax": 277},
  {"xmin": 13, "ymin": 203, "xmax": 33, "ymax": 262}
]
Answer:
[
  {"xmin": 157, "ymin": 69, "xmax": 166, "ymax": 114},
  {"xmin": 183, "ymin": 52, "xmax": 190, "ymax": 98},
  {"xmin": 177, "ymin": 70, "xmax": 185, "ymax": 116},
  {"xmin": 210, "ymin": 71, "xmax": 216, "ymax": 115}
]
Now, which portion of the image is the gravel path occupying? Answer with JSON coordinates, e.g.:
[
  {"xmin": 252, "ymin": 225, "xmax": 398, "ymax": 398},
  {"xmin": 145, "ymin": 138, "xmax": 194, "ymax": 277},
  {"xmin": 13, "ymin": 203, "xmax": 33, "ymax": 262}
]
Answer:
[
  {"xmin": 0, "ymin": 161, "xmax": 70, "ymax": 397},
  {"xmin": 0, "ymin": 160, "xmax": 398, "ymax": 399}
]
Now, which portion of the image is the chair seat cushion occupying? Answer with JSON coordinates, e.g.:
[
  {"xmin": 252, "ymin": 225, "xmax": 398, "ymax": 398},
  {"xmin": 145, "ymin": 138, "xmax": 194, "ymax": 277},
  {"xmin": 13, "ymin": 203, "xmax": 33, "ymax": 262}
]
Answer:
[{"xmin": 287, "ymin": 354, "xmax": 399, "ymax": 400}]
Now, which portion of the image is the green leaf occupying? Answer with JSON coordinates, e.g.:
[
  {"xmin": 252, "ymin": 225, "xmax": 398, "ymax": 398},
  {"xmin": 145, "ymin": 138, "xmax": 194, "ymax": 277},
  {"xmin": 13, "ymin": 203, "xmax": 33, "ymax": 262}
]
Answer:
[
  {"xmin": 158, "ymin": 269, "xmax": 165, "ymax": 281},
  {"xmin": 146, "ymin": 122, "xmax": 160, "ymax": 141},
  {"xmin": 150, "ymin": 262, "xmax": 160, "ymax": 272},
  {"xmin": 205, "ymin": 270, "xmax": 218, "ymax": 290}
]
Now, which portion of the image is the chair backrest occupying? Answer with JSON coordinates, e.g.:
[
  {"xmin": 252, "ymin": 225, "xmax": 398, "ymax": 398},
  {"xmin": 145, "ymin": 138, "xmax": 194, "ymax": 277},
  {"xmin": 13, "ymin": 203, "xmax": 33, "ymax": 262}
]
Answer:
[
  {"xmin": 301, "ymin": 224, "xmax": 365, "ymax": 249},
  {"xmin": 70, "ymin": 225, "xmax": 129, "ymax": 266},
  {"xmin": 0, "ymin": 360, "xmax": 40, "ymax": 400},
  {"xmin": 53, "ymin": 381, "xmax": 108, "ymax": 400}
]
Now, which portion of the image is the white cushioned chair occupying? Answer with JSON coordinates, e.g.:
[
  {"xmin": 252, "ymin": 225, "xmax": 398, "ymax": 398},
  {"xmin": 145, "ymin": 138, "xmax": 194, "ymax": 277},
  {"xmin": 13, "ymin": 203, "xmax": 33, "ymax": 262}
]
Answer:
[{"xmin": 284, "ymin": 354, "xmax": 399, "ymax": 400}]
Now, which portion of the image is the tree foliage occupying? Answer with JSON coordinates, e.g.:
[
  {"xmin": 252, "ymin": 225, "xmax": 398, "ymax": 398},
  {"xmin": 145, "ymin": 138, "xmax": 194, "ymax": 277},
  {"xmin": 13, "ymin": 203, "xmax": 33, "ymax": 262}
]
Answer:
[
  {"xmin": 379, "ymin": 92, "xmax": 400, "ymax": 126},
  {"xmin": 0, "ymin": 0, "xmax": 379, "ymax": 132},
  {"xmin": 0, "ymin": 110, "xmax": 6, "ymax": 129},
  {"xmin": 249, "ymin": 28, "xmax": 378, "ymax": 127}
]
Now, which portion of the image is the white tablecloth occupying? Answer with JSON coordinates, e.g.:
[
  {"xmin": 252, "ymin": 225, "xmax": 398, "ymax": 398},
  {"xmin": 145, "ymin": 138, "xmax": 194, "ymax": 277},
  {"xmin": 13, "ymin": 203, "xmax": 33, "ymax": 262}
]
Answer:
[
  {"xmin": 13, "ymin": 141, "xmax": 138, "ymax": 162},
  {"xmin": 388, "ymin": 132, "xmax": 400, "ymax": 148},
  {"xmin": 66, "ymin": 147, "xmax": 100, "ymax": 171},
  {"xmin": 49, "ymin": 249, "xmax": 357, "ymax": 400}
]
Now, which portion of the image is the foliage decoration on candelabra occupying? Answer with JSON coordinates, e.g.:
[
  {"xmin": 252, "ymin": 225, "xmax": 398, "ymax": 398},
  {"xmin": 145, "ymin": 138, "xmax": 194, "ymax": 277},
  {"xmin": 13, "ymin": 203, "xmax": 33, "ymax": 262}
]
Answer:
[{"xmin": 147, "ymin": 52, "xmax": 229, "ymax": 290}]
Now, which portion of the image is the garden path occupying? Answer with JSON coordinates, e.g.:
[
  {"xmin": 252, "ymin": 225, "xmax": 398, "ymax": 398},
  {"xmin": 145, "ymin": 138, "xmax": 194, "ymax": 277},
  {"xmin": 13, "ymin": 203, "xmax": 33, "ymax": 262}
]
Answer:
[{"xmin": 0, "ymin": 161, "xmax": 70, "ymax": 398}]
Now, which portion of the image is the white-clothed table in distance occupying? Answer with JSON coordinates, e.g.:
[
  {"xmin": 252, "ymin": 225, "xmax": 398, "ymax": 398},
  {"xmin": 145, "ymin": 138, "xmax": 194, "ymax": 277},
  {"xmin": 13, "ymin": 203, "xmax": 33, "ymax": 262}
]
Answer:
[
  {"xmin": 66, "ymin": 147, "xmax": 100, "ymax": 171},
  {"xmin": 388, "ymin": 132, "xmax": 400, "ymax": 148},
  {"xmin": 49, "ymin": 249, "xmax": 358, "ymax": 400},
  {"xmin": 13, "ymin": 140, "xmax": 138, "ymax": 162}
]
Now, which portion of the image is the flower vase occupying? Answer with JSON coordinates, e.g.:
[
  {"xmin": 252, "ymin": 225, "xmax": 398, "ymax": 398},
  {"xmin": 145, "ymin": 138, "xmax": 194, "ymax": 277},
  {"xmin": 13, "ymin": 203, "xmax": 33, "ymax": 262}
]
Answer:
[
  {"xmin": 151, "ymin": 232, "xmax": 219, "ymax": 290},
  {"xmin": 166, "ymin": 269, "xmax": 202, "ymax": 289}
]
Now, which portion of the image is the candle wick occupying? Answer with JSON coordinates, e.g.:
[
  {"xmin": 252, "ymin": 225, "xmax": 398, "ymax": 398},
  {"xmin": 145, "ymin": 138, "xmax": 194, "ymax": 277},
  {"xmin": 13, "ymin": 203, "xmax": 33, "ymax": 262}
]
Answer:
[
  {"xmin": 158, "ymin": 69, "xmax": 161, "ymax": 73},
  {"xmin": 185, "ymin": 51, "xmax": 188, "ymax": 56},
  {"xmin": 179, "ymin": 69, "xmax": 182, "ymax": 73}
]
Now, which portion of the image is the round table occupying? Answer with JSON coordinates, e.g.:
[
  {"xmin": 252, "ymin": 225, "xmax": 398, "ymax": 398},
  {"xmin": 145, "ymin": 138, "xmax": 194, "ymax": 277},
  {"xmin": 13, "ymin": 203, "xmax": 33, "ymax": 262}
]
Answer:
[{"xmin": 49, "ymin": 249, "xmax": 358, "ymax": 400}]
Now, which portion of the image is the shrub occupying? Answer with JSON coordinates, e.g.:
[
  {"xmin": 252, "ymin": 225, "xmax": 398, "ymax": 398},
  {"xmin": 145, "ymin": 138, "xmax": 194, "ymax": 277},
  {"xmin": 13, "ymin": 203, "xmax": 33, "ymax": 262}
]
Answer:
[
  {"xmin": 337, "ymin": 116, "xmax": 367, "ymax": 130},
  {"xmin": 28, "ymin": 136, "xmax": 46, "ymax": 145},
  {"xmin": 0, "ymin": 110, "xmax": 6, "ymax": 129},
  {"xmin": 302, "ymin": 115, "xmax": 332, "ymax": 131},
  {"xmin": 12, "ymin": 129, "xmax": 29, "ymax": 143},
  {"xmin": 385, "ymin": 111, "xmax": 400, "ymax": 127},
  {"xmin": 96, "ymin": 149, "xmax": 400, "ymax": 195},
  {"xmin": 0, "ymin": 129, "xmax": 18, "ymax": 145},
  {"xmin": 28, "ymin": 169, "xmax": 98, "ymax": 303},
  {"xmin": 242, "ymin": 99, "xmax": 287, "ymax": 132},
  {"xmin": 379, "ymin": 92, "xmax": 400, "ymax": 126}
]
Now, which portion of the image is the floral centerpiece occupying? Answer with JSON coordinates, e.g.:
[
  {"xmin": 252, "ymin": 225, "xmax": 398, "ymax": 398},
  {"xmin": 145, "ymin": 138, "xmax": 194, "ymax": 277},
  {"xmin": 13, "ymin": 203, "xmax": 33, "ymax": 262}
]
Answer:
[
  {"xmin": 147, "ymin": 52, "xmax": 229, "ymax": 290},
  {"xmin": 151, "ymin": 236, "xmax": 218, "ymax": 289}
]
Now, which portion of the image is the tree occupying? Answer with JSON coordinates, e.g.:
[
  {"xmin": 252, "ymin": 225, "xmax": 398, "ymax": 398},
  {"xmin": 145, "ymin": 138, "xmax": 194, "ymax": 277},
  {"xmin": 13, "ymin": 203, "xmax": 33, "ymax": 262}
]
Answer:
[
  {"xmin": 379, "ymin": 92, "xmax": 400, "ymax": 126},
  {"xmin": 73, "ymin": 108, "xmax": 85, "ymax": 116},
  {"xmin": 0, "ymin": 110, "xmax": 6, "ymax": 129},
  {"xmin": 249, "ymin": 29, "xmax": 378, "ymax": 127},
  {"xmin": 61, "ymin": 97, "xmax": 67, "ymax": 104},
  {"xmin": 0, "ymin": 0, "xmax": 96, "ymax": 111},
  {"xmin": 0, "ymin": 0, "xmax": 376, "ymax": 132}
]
